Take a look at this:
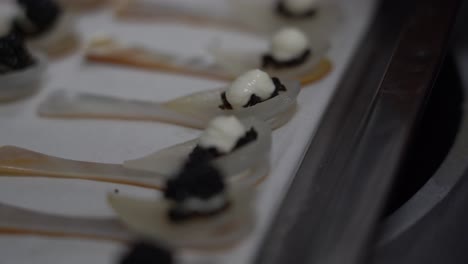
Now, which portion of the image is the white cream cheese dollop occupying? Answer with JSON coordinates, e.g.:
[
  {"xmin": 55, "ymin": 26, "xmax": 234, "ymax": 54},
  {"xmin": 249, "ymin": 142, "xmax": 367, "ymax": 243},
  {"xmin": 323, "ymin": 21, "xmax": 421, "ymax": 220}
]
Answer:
[
  {"xmin": 198, "ymin": 116, "xmax": 247, "ymax": 153},
  {"xmin": 282, "ymin": 0, "xmax": 320, "ymax": 15},
  {"xmin": 271, "ymin": 27, "xmax": 310, "ymax": 61},
  {"xmin": 225, "ymin": 69, "xmax": 275, "ymax": 108}
]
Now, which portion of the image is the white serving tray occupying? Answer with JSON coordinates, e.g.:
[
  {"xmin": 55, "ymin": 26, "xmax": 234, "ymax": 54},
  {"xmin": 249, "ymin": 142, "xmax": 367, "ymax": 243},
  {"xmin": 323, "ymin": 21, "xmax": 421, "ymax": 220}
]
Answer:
[{"xmin": 0, "ymin": 0, "xmax": 377, "ymax": 263}]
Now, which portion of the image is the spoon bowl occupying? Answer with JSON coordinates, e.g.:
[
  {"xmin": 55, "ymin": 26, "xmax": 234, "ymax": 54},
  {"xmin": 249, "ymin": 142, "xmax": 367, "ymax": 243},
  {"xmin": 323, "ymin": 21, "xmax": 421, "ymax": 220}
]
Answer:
[
  {"xmin": 108, "ymin": 185, "xmax": 255, "ymax": 250},
  {"xmin": 207, "ymin": 38, "xmax": 332, "ymax": 84},
  {"xmin": 0, "ymin": 53, "xmax": 47, "ymax": 102},
  {"xmin": 0, "ymin": 185, "xmax": 254, "ymax": 250}
]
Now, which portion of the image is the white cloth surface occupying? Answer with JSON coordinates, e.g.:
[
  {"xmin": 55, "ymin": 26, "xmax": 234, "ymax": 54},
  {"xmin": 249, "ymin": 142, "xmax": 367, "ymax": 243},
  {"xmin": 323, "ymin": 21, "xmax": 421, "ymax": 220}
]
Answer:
[{"xmin": 0, "ymin": 0, "xmax": 376, "ymax": 263}]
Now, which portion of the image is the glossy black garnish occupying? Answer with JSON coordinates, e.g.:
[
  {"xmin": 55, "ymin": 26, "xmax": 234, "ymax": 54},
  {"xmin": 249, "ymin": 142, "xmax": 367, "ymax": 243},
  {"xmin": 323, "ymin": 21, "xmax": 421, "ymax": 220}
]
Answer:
[
  {"xmin": 13, "ymin": 0, "xmax": 62, "ymax": 37},
  {"xmin": 275, "ymin": 1, "xmax": 318, "ymax": 18},
  {"xmin": 164, "ymin": 126, "xmax": 259, "ymax": 222},
  {"xmin": 0, "ymin": 30, "xmax": 36, "ymax": 74},
  {"xmin": 219, "ymin": 77, "xmax": 287, "ymax": 109},
  {"xmin": 188, "ymin": 146, "xmax": 223, "ymax": 164},
  {"xmin": 120, "ymin": 241, "xmax": 173, "ymax": 264},
  {"xmin": 164, "ymin": 162, "xmax": 228, "ymax": 222},
  {"xmin": 234, "ymin": 128, "xmax": 258, "ymax": 149},
  {"xmin": 243, "ymin": 93, "xmax": 263, "ymax": 107},
  {"xmin": 168, "ymin": 201, "xmax": 230, "ymax": 222},
  {"xmin": 219, "ymin": 92, "xmax": 233, "ymax": 110},
  {"xmin": 262, "ymin": 49, "xmax": 311, "ymax": 69},
  {"xmin": 271, "ymin": 77, "xmax": 287, "ymax": 95},
  {"xmin": 164, "ymin": 162, "xmax": 225, "ymax": 203}
]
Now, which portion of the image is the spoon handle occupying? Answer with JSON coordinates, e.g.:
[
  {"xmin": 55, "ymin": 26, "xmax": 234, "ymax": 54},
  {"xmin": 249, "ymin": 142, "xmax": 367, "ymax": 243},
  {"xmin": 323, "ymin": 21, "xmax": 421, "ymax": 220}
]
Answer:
[
  {"xmin": 85, "ymin": 39, "xmax": 231, "ymax": 81},
  {"xmin": 0, "ymin": 146, "xmax": 164, "ymax": 189},
  {"xmin": 38, "ymin": 90, "xmax": 207, "ymax": 129},
  {"xmin": 0, "ymin": 202, "xmax": 132, "ymax": 241}
]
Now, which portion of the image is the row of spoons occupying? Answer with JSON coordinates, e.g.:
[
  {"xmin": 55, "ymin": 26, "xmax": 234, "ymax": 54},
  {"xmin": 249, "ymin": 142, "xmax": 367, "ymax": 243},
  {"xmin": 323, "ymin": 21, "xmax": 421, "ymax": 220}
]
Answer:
[
  {"xmin": 0, "ymin": 0, "xmax": 333, "ymax": 258},
  {"xmin": 2, "ymin": 2, "xmax": 333, "ymax": 101},
  {"xmin": 0, "ymin": 76, "xmax": 299, "ymax": 250}
]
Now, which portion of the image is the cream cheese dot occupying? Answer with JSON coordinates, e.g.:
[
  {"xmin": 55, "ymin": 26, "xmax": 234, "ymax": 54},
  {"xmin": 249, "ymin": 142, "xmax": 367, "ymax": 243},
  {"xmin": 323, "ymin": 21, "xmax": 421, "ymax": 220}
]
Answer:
[
  {"xmin": 198, "ymin": 116, "xmax": 247, "ymax": 153},
  {"xmin": 283, "ymin": 0, "xmax": 320, "ymax": 15},
  {"xmin": 270, "ymin": 27, "xmax": 309, "ymax": 61},
  {"xmin": 225, "ymin": 69, "xmax": 275, "ymax": 108}
]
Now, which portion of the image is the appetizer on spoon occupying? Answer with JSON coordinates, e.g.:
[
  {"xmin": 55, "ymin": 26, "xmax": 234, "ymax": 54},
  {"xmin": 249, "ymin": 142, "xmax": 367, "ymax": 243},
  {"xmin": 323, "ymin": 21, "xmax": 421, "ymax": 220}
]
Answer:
[
  {"xmin": 38, "ymin": 70, "xmax": 300, "ymax": 129},
  {"xmin": 12, "ymin": 0, "xmax": 79, "ymax": 56},
  {"xmin": 0, "ymin": 27, "xmax": 46, "ymax": 102},
  {"xmin": 85, "ymin": 28, "xmax": 331, "ymax": 84},
  {"xmin": 0, "ymin": 116, "xmax": 271, "ymax": 189},
  {"xmin": 115, "ymin": 0, "xmax": 341, "ymax": 38},
  {"xmin": 0, "ymin": 152, "xmax": 256, "ymax": 249},
  {"xmin": 108, "ymin": 161, "xmax": 255, "ymax": 249},
  {"xmin": 209, "ymin": 27, "xmax": 331, "ymax": 84}
]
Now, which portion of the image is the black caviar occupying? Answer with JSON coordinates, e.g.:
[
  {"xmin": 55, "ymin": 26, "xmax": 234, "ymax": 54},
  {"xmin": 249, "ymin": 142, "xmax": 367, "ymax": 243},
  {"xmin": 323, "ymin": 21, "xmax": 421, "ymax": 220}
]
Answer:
[
  {"xmin": 219, "ymin": 77, "xmax": 287, "ymax": 109},
  {"xmin": 165, "ymin": 162, "xmax": 225, "ymax": 203},
  {"xmin": 13, "ymin": 0, "xmax": 62, "ymax": 38},
  {"xmin": 243, "ymin": 94, "xmax": 263, "ymax": 108},
  {"xmin": 234, "ymin": 128, "xmax": 258, "ymax": 149},
  {"xmin": 164, "ymin": 162, "xmax": 228, "ymax": 222},
  {"xmin": 120, "ymin": 241, "xmax": 173, "ymax": 264},
  {"xmin": 275, "ymin": 1, "xmax": 318, "ymax": 18},
  {"xmin": 188, "ymin": 145, "xmax": 223, "ymax": 164},
  {"xmin": 219, "ymin": 92, "xmax": 233, "ymax": 110},
  {"xmin": 0, "ymin": 30, "xmax": 36, "ymax": 74},
  {"xmin": 262, "ymin": 49, "xmax": 311, "ymax": 69}
]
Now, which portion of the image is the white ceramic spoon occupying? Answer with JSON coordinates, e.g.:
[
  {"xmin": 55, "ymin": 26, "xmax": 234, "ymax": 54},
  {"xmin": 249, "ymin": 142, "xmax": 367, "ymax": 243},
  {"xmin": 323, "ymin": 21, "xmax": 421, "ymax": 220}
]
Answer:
[
  {"xmin": 114, "ymin": 0, "xmax": 342, "ymax": 39},
  {"xmin": 208, "ymin": 37, "xmax": 331, "ymax": 83},
  {"xmin": 0, "ymin": 185, "xmax": 254, "ymax": 249},
  {"xmin": 107, "ymin": 185, "xmax": 255, "ymax": 250},
  {"xmin": 85, "ymin": 38, "xmax": 331, "ymax": 85},
  {"xmin": 38, "ymin": 79, "xmax": 300, "ymax": 130},
  {"xmin": 0, "ymin": 118, "xmax": 271, "ymax": 189}
]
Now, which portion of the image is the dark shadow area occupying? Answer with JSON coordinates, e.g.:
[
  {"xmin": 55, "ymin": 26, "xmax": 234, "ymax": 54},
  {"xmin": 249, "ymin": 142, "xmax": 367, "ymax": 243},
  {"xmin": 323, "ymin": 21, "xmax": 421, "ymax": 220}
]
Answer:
[{"xmin": 383, "ymin": 56, "xmax": 464, "ymax": 217}]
